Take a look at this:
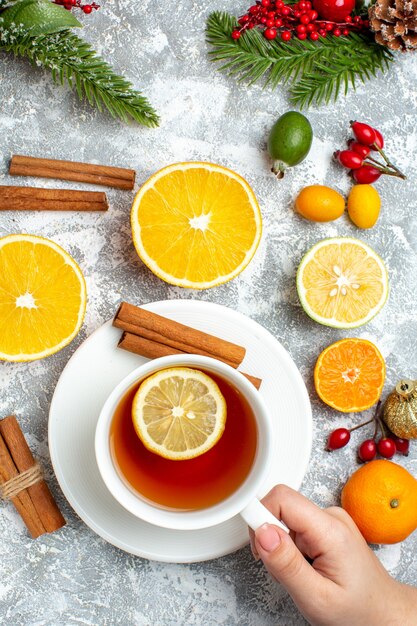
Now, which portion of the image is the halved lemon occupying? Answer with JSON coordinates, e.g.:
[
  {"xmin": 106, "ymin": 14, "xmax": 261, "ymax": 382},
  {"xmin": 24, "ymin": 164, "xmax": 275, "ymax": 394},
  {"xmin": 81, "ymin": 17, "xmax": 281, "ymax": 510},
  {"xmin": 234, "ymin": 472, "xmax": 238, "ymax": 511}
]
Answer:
[
  {"xmin": 297, "ymin": 237, "xmax": 388, "ymax": 328},
  {"xmin": 132, "ymin": 367, "xmax": 227, "ymax": 460},
  {"xmin": 131, "ymin": 162, "xmax": 262, "ymax": 289},
  {"xmin": 0, "ymin": 234, "xmax": 86, "ymax": 361}
]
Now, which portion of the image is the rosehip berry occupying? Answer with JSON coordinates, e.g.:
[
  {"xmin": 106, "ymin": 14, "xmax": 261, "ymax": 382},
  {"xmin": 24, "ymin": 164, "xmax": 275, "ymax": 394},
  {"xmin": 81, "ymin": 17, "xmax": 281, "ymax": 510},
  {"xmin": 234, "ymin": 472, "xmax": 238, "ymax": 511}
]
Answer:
[
  {"xmin": 266, "ymin": 19, "xmax": 275, "ymax": 26},
  {"xmin": 300, "ymin": 13, "xmax": 311, "ymax": 23},
  {"xmin": 274, "ymin": 18, "xmax": 283, "ymax": 26},
  {"xmin": 348, "ymin": 140, "xmax": 371, "ymax": 159},
  {"xmin": 372, "ymin": 128, "xmax": 384, "ymax": 150},
  {"xmin": 333, "ymin": 28, "xmax": 341, "ymax": 36},
  {"xmin": 391, "ymin": 435, "xmax": 410, "ymax": 456},
  {"xmin": 298, "ymin": 32, "xmax": 308, "ymax": 39},
  {"xmin": 307, "ymin": 23, "xmax": 315, "ymax": 31},
  {"xmin": 297, "ymin": 24, "xmax": 307, "ymax": 33},
  {"xmin": 325, "ymin": 23, "xmax": 334, "ymax": 31},
  {"xmin": 351, "ymin": 165, "xmax": 381, "ymax": 184},
  {"xmin": 281, "ymin": 30, "xmax": 292, "ymax": 40},
  {"xmin": 310, "ymin": 30, "xmax": 319, "ymax": 39},
  {"xmin": 82, "ymin": 3, "xmax": 93, "ymax": 12},
  {"xmin": 267, "ymin": 11, "xmax": 276, "ymax": 18},
  {"xmin": 327, "ymin": 428, "xmax": 351, "ymax": 451},
  {"xmin": 358, "ymin": 439, "xmax": 377, "ymax": 462},
  {"xmin": 377, "ymin": 438, "xmax": 396, "ymax": 459},
  {"xmin": 281, "ymin": 6, "xmax": 291, "ymax": 15},
  {"xmin": 231, "ymin": 30, "xmax": 242, "ymax": 39},
  {"xmin": 351, "ymin": 121, "xmax": 377, "ymax": 146},
  {"xmin": 335, "ymin": 149, "xmax": 363, "ymax": 169},
  {"xmin": 309, "ymin": 10, "xmax": 318, "ymax": 19},
  {"xmin": 261, "ymin": 0, "xmax": 271, "ymax": 6},
  {"xmin": 264, "ymin": 27, "xmax": 278, "ymax": 39}
]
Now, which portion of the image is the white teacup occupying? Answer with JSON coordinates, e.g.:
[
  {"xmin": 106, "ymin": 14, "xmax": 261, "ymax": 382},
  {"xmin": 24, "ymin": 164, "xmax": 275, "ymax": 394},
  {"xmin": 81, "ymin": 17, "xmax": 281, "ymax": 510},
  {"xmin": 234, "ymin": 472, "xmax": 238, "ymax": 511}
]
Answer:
[{"xmin": 95, "ymin": 354, "xmax": 288, "ymax": 533}]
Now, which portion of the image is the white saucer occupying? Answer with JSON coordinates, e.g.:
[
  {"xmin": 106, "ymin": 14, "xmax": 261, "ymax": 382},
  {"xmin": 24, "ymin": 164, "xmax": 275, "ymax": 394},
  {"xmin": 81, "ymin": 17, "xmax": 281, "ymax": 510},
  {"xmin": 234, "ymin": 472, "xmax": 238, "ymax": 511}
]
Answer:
[{"xmin": 49, "ymin": 300, "xmax": 312, "ymax": 563}]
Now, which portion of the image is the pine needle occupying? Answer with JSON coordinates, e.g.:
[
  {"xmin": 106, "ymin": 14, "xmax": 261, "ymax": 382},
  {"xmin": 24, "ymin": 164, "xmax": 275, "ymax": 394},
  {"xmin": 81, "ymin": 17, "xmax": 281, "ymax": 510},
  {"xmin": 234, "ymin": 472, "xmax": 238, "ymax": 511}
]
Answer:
[
  {"xmin": 0, "ymin": 28, "xmax": 159, "ymax": 126},
  {"xmin": 206, "ymin": 11, "xmax": 394, "ymax": 108}
]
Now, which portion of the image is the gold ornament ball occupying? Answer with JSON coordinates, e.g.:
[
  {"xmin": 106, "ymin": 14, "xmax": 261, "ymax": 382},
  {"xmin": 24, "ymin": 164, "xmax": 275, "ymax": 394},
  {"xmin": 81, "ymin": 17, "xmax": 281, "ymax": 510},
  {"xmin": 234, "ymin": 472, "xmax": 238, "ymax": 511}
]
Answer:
[{"xmin": 383, "ymin": 380, "xmax": 417, "ymax": 440}]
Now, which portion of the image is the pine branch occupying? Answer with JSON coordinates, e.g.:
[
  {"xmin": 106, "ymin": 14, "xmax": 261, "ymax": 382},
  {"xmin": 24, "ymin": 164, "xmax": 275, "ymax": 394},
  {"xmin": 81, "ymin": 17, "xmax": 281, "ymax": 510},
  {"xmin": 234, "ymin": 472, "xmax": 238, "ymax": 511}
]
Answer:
[
  {"xmin": 0, "ymin": 28, "xmax": 159, "ymax": 126},
  {"xmin": 206, "ymin": 11, "xmax": 394, "ymax": 108}
]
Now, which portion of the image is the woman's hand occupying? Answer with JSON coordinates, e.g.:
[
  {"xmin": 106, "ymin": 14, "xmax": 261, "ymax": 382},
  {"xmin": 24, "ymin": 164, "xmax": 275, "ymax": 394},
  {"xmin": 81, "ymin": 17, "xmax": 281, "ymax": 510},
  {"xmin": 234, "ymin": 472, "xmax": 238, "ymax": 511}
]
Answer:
[{"xmin": 249, "ymin": 485, "xmax": 416, "ymax": 626}]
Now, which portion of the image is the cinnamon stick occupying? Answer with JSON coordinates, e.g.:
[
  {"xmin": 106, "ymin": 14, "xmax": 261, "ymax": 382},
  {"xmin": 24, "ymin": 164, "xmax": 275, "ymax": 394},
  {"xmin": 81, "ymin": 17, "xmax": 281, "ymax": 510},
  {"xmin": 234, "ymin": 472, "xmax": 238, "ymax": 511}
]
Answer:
[
  {"xmin": 0, "ymin": 186, "xmax": 108, "ymax": 211},
  {"xmin": 0, "ymin": 416, "xmax": 65, "ymax": 536},
  {"xmin": 113, "ymin": 302, "xmax": 246, "ymax": 368},
  {"xmin": 118, "ymin": 332, "xmax": 262, "ymax": 390},
  {"xmin": 0, "ymin": 433, "xmax": 46, "ymax": 538},
  {"xmin": 10, "ymin": 155, "xmax": 135, "ymax": 190}
]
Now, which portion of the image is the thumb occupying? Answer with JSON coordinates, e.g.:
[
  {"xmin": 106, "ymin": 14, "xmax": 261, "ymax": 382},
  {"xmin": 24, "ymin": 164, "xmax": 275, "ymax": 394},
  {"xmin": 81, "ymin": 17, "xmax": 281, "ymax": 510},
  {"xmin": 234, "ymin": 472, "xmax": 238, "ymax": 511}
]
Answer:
[{"xmin": 255, "ymin": 524, "xmax": 324, "ymax": 606}]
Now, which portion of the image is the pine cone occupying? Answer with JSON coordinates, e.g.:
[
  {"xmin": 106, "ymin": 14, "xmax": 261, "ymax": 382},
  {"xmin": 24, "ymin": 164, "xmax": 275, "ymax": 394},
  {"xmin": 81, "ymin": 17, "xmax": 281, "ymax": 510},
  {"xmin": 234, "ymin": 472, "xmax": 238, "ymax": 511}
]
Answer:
[{"xmin": 369, "ymin": 0, "xmax": 417, "ymax": 50}]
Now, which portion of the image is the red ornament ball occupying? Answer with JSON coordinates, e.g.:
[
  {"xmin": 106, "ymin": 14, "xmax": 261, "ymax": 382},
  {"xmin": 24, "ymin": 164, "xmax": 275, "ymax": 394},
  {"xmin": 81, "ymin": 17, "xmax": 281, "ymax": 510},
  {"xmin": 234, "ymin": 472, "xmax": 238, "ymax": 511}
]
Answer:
[{"xmin": 312, "ymin": 0, "xmax": 355, "ymax": 22}]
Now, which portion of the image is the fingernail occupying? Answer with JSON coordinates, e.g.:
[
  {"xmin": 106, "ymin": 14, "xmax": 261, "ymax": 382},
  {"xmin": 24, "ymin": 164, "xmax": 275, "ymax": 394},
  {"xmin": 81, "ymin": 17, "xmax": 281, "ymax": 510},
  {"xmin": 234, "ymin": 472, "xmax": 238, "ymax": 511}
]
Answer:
[{"xmin": 256, "ymin": 524, "xmax": 281, "ymax": 552}]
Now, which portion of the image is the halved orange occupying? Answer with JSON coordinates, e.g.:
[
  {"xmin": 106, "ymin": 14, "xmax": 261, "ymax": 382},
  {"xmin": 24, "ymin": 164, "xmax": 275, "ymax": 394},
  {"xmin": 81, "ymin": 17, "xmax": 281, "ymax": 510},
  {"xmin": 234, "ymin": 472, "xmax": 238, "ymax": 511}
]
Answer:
[
  {"xmin": 314, "ymin": 338, "xmax": 385, "ymax": 413},
  {"xmin": 131, "ymin": 162, "xmax": 262, "ymax": 289},
  {"xmin": 0, "ymin": 234, "xmax": 86, "ymax": 362}
]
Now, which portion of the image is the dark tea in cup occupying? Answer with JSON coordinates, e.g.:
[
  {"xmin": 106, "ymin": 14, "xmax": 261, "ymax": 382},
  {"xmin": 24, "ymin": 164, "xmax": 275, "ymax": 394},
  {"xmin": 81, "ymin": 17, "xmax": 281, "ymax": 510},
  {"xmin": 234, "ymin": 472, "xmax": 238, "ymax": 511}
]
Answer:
[{"xmin": 109, "ymin": 371, "xmax": 257, "ymax": 511}]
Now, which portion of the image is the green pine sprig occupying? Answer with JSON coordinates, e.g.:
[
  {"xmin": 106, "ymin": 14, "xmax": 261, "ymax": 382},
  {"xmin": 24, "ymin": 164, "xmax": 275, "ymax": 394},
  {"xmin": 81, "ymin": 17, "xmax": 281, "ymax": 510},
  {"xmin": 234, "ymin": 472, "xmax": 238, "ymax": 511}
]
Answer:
[
  {"xmin": 206, "ymin": 11, "xmax": 394, "ymax": 108},
  {"xmin": 0, "ymin": 27, "xmax": 159, "ymax": 126}
]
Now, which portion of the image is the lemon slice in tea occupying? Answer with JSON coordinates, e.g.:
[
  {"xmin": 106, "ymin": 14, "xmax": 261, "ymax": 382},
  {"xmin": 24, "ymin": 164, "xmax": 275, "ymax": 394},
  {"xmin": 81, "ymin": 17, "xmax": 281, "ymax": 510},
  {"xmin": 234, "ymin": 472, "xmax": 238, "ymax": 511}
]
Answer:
[{"xmin": 132, "ymin": 367, "xmax": 227, "ymax": 460}]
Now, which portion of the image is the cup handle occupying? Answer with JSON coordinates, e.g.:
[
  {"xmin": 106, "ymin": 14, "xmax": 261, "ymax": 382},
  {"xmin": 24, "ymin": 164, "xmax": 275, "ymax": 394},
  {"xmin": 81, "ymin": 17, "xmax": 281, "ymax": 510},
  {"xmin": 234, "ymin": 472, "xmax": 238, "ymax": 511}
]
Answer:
[{"xmin": 240, "ymin": 498, "xmax": 289, "ymax": 533}]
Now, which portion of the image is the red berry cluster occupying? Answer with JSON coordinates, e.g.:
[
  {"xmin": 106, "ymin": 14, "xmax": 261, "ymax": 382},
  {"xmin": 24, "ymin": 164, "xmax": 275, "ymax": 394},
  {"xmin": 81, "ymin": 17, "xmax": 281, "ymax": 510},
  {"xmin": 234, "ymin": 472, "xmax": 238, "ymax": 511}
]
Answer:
[
  {"xmin": 231, "ymin": 0, "xmax": 368, "ymax": 42},
  {"xmin": 334, "ymin": 121, "xmax": 406, "ymax": 184},
  {"xmin": 54, "ymin": 0, "xmax": 100, "ymax": 13},
  {"xmin": 326, "ymin": 402, "xmax": 411, "ymax": 462}
]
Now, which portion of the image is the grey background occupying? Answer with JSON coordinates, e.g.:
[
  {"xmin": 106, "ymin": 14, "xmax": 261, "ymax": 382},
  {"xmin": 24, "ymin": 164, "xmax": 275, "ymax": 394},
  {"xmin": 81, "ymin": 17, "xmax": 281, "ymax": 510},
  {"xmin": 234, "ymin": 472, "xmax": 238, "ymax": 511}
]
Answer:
[{"xmin": 0, "ymin": 0, "xmax": 416, "ymax": 624}]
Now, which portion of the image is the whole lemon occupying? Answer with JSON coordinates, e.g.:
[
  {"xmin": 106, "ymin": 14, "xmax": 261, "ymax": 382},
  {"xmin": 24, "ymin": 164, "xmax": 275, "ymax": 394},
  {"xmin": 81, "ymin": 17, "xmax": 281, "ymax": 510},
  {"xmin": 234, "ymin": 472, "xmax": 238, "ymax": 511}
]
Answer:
[
  {"xmin": 347, "ymin": 184, "xmax": 381, "ymax": 229},
  {"xmin": 295, "ymin": 185, "xmax": 345, "ymax": 222}
]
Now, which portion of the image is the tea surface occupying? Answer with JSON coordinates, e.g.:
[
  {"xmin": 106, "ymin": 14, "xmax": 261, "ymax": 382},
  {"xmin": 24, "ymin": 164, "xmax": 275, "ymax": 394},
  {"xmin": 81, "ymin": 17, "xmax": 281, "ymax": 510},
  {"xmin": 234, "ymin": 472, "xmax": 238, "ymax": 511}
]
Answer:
[{"xmin": 110, "ymin": 371, "xmax": 257, "ymax": 510}]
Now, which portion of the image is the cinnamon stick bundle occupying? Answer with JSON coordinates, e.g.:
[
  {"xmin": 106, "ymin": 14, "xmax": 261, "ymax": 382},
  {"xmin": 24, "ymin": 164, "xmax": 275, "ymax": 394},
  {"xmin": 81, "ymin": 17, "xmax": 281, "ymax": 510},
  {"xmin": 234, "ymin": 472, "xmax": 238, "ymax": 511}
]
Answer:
[
  {"xmin": 0, "ymin": 416, "xmax": 65, "ymax": 538},
  {"xmin": 0, "ymin": 186, "xmax": 108, "ymax": 212},
  {"xmin": 10, "ymin": 155, "xmax": 136, "ymax": 190},
  {"xmin": 114, "ymin": 303, "xmax": 262, "ymax": 389},
  {"xmin": 114, "ymin": 302, "xmax": 246, "ymax": 368}
]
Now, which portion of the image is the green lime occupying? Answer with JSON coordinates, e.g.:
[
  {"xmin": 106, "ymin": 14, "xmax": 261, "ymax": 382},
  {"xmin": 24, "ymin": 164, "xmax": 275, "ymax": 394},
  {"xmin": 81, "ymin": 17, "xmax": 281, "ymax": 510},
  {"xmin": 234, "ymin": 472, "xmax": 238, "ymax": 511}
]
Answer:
[{"xmin": 267, "ymin": 111, "xmax": 313, "ymax": 178}]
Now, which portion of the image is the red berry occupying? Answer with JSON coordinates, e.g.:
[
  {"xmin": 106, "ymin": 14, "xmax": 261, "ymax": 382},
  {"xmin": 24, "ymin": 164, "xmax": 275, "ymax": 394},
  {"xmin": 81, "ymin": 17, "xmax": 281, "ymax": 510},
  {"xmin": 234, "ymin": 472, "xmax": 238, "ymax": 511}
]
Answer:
[
  {"xmin": 342, "ymin": 28, "xmax": 350, "ymax": 35},
  {"xmin": 327, "ymin": 428, "xmax": 351, "ymax": 451},
  {"xmin": 377, "ymin": 438, "xmax": 396, "ymax": 459},
  {"xmin": 318, "ymin": 29, "xmax": 327, "ymax": 36},
  {"xmin": 297, "ymin": 24, "xmax": 307, "ymax": 33},
  {"xmin": 249, "ymin": 5, "xmax": 259, "ymax": 14},
  {"xmin": 336, "ymin": 149, "xmax": 363, "ymax": 169},
  {"xmin": 372, "ymin": 128, "xmax": 384, "ymax": 150},
  {"xmin": 358, "ymin": 439, "xmax": 377, "ymax": 462},
  {"xmin": 350, "ymin": 121, "xmax": 377, "ymax": 146},
  {"xmin": 391, "ymin": 435, "xmax": 410, "ymax": 456},
  {"xmin": 266, "ymin": 18, "xmax": 275, "ymax": 26},
  {"xmin": 305, "ymin": 1, "xmax": 312, "ymax": 8},
  {"xmin": 82, "ymin": 3, "xmax": 92, "ymax": 12},
  {"xmin": 64, "ymin": 3, "xmax": 72, "ymax": 8},
  {"xmin": 260, "ymin": 17, "xmax": 268, "ymax": 23},
  {"xmin": 264, "ymin": 27, "xmax": 278, "ymax": 39},
  {"xmin": 261, "ymin": 0, "xmax": 271, "ymax": 6},
  {"xmin": 231, "ymin": 30, "xmax": 242, "ymax": 39},
  {"xmin": 300, "ymin": 13, "xmax": 311, "ymax": 23},
  {"xmin": 267, "ymin": 11, "xmax": 276, "ymax": 18},
  {"xmin": 309, "ymin": 9, "xmax": 318, "ymax": 19},
  {"xmin": 298, "ymin": 32, "xmax": 308, "ymax": 39},
  {"xmin": 345, "ymin": 14, "xmax": 352, "ymax": 22},
  {"xmin": 281, "ymin": 30, "xmax": 292, "ymax": 40},
  {"xmin": 239, "ymin": 14, "xmax": 250, "ymax": 23},
  {"xmin": 349, "ymin": 140, "xmax": 371, "ymax": 159},
  {"xmin": 281, "ymin": 6, "xmax": 291, "ymax": 15},
  {"xmin": 352, "ymin": 165, "xmax": 381, "ymax": 184},
  {"xmin": 325, "ymin": 22, "xmax": 334, "ymax": 31},
  {"xmin": 333, "ymin": 27, "xmax": 341, "ymax": 36},
  {"xmin": 312, "ymin": 0, "xmax": 355, "ymax": 21},
  {"xmin": 299, "ymin": 1, "xmax": 307, "ymax": 9},
  {"xmin": 275, "ymin": 18, "xmax": 283, "ymax": 26},
  {"xmin": 294, "ymin": 10, "xmax": 302, "ymax": 17},
  {"xmin": 310, "ymin": 30, "xmax": 319, "ymax": 39},
  {"xmin": 353, "ymin": 15, "xmax": 361, "ymax": 23},
  {"xmin": 276, "ymin": 0, "xmax": 284, "ymax": 8}
]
